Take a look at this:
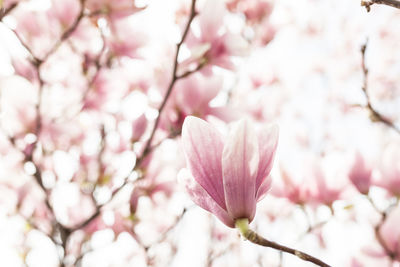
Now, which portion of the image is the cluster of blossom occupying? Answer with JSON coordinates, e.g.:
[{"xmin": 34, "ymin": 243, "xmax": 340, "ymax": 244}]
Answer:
[{"xmin": 0, "ymin": 0, "xmax": 400, "ymax": 266}]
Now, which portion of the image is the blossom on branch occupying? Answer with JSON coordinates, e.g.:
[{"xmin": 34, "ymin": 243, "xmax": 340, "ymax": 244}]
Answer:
[
  {"xmin": 179, "ymin": 116, "xmax": 278, "ymax": 227},
  {"xmin": 185, "ymin": 0, "xmax": 248, "ymax": 71}
]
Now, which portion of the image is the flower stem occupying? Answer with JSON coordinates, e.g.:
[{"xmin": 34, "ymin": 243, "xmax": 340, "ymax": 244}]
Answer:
[{"xmin": 235, "ymin": 219, "xmax": 331, "ymax": 267}]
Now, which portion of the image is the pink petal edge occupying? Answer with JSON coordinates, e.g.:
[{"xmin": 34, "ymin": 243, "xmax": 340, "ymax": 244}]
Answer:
[
  {"xmin": 256, "ymin": 124, "xmax": 279, "ymax": 190},
  {"xmin": 182, "ymin": 116, "xmax": 226, "ymax": 210},
  {"xmin": 178, "ymin": 169, "xmax": 234, "ymax": 227}
]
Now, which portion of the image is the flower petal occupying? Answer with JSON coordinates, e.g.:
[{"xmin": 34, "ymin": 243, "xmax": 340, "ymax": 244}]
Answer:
[
  {"xmin": 199, "ymin": 0, "xmax": 225, "ymax": 41},
  {"xmin": 222, "ymin": 119, "xmax": 259, "ymax": 221},
  {"xmin": 256, "ymin": 175, "xmax": 272, "ymax": 201},
  {"xmin": 181, "ymin": 116, "xmax": 226, "ymax": 210},
  {"xmin": 256, "ymin": 124, "xmax": 278, "ymax": 191},
  {"xmin": 178, "ymin": 169, "xmax": 234, "ymax": 227}
]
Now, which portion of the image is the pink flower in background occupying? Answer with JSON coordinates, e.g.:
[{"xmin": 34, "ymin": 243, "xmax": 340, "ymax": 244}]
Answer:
[
  {"xmin": 186, "ymin": 0, "xmax": 248, "ymax": 70},
  {"xmin": 348, "ymin": 151, "xmax": 372, "ymax": 194},
  {"xmin": 272, "ymin": 167, "xmax": 313, "ymax": 205},
  {"xmin": 227, "ymin": 0, "xmax": 273, "ymax": 24},
  {"xmin": 11, "ymin": 57, "xmax": 37, "ymax": 83},
  {"xmin": 311, "ymin": 165, "xmax": 343, "ymax": 207},
  {"xmin": 160, "ymin": 73, "xmax": 237, "ymax": 132},
  {"xmin": 107, "ymin": 18, "xmax": 147, "ymax": 59},
  {"xmin": 48, "ymin": 0, "xmax": 80, "ymax": 29},
  {"xmin": 273, "ymin": 156, "xmax": 344, "ymax": 207},
  {"xmin": 379, "ymin": 206, "xmax": 400, "ymax": 260},
  {"xmin": 131, "ymin": 114, "xmax": 147, "ymax": 142},
  {"xmin": 179, "ymin": 116, "xmax": 278, "ymax": 227},
  {"xmin": 376, "ymin": 144, "xmax": 400, "ymax": 196},
  {"xmin": 86, "ymin": 0, "xmax": 145, "ymax": 20}
]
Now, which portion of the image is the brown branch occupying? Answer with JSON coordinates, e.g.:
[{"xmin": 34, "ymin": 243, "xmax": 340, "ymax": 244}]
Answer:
[
  {"xmin": 0, "ymin": 2, "xmax": 18, "ymax": 20},
  {"xmin": 65, "ymin": 0, "xmax": 201, "ymax": 240},
  {"xmin": 24, "ymin": 154, "xmax": 72, "ymax": 266},
  {"xmin": 236, "ymin": 219, "xmax": 331, "ymax": 267},
  {"xmin": 6, "ymin": 27, "xmax": 42, "ymax": 66},
  {"xmin": 42, "ymin": 0, "xmax": 86, "ymax": 62},
  {"xmin": 71, "ymin": 0, "xmax": 200, "ymax": 230},
  {"xmin": 176, "ymin": 58, "xmax": 208, "ymax": 79},
  {"xmin": 4, "ymin": 0, "xmax": 86, "ymax": 66},
  {"xmin": 137, "ymin": 0, "xmax": 198, "ymax": 166},
  {"xmin": 244, "ymin": 230, "xmax": 330, "ymax": 266},
  {"xmin": 367, "ymin": 195, "xmax": 399, "ymax": 261},
  {"xmin": 374, "ymin": 212, "xmax": 396, "ymax": 261},
  {"xmin": 361, "ymin": 0, "xmax": 400, "ymax": 11},
  {"xmin": 1, "ymin": 3, "xmax": 87, "ymax": 265},
  {"xmin": 144, "ymin": 207, "xmax": 188, "ymax": 250},
  {"xmin": 360, "ymin": 41, "xmax": 400, "ymax": 135}
]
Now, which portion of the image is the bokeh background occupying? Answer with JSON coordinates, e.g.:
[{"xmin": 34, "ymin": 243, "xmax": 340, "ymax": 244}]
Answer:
[{"xmin": 1, "ymin": 0, "xmax": 400, "ymax": 266}]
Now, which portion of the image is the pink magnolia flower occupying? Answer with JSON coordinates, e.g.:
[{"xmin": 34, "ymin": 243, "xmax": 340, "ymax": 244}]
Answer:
[
  {"xmin": 179, "ymin": 116, "xmax": 278, "ymax": 227},
  {"xmin": 348, "ymin": 151, "xmax": 372, "ymax": 195}
]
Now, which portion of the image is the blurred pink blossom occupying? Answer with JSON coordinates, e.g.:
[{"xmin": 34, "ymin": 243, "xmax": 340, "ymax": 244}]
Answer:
[
  {"xmin": 186, "ymin": 0, "xmax": 248, "ymax": 70},
  {"xmin": 309, "ymin": 162, "xmax": 343, "ymax": 207},
  {"xmin": 272, "ymin": 167, "xmax": 313, "ymax": 205},
  {"xmin": 179, "ymin": 116, "xmax": 278, "ymax": 227},
  {"xmin": 161, "ymin": 73, "xmax": 236, "ymax": 132},
  {"xmin": 107, "ymin": 18, "xmax": 147, "ymax": 59},
  {"xmin": 11, "ymin": 57, "xmax": 37, "ymax": 83},
  {"xmin": 375, "ymin": 144, "xmax": 400, "ymax": 196},
  {"xmin": 85, "ymin": 0, "xmax": 145, "ymax": 20},
  {"xmin": 131, "ymin": 114, "xmax": 147, "ymax": 143},
  {"xmin": 379, "ymin": 206, "xmax": 400, "ymax": 260},
  {"xmin": 348, "ymin": 151, "xmax": 372, "ymax": 195},
  {"xmin": 47, "ymin": 0, "xmax": 80, "ymax": 29},
  {"xmin": 227, "ymin": 0, "xmax": 273, "ymax": 24},
  {"xmin": 130, "ymin": 154, "xmax": 176, "ymax": 215}
]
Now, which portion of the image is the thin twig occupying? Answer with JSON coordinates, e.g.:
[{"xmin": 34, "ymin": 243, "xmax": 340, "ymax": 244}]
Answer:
[
  {"xmin": 42, "ymin": 0, "xmax": 86, "ymax": 62},
  {"xmin": 361, "ymin": 0, "xmax": 400, "ymax": 11},
  {"xmin": 298, "ymin": 206, "xmax": 330, "ymax": 240},
  {"xmin": 68, "ymin": 0, "xmax": 200, "ymax": 232},
  {"xmin": 2, "ymin": 2, "xmax": 88, "ymax": 265},
  {"xmin": 137, "ymin": 0, "xmax": 199, "ymax": 166},
  {"xmin": 236, "ymin": 219, "xmax": 331, "ymax": 267},
  {"xmin": 7, "ymin": 27, "xmax": 42, "ymax": 66},
  {"xmin": 144, "ymin": 207, "xmax": 188, "ymax": 251},
  {"xmin": 0, "ymin": 2, "xmax": 18, "ymax": 20},
  {"xmin": 244, "ymin": 231, "xmax": 330, "ymax": 266},
  {"xmin": 367, "ymin": 195, "xmax": 399, "ymax": 261},
  {"xmin": 360, "ymin": 41, "xmax": 400, "ymax": 135}
]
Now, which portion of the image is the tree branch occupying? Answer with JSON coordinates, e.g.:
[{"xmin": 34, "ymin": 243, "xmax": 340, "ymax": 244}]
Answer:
[
  {"xmin": 361, "ymin": 0, "xmax": 400, "ymax": 11},
  {"xmin": 42, "ymin": 0, "xmax": 86, "ymax": 62},
  {"xmin": 360, "ymin": 41, "xmax": 400, "ymax": 135},
  {"xmin": 67, "ymin": 0, "xmax": 200, "ymax": 233},
  {"xmin": 137, "ymin": 0, "xmax": 199, "ymax": 166},
  {"xmin": 236, "ymin": 219, "xmax": 331, "ymax": 267},
  {"xmin": 367, "ymin": 195, "xmax": 399, "ymax": 261},
  {"xmin": 0, "ymin": 2, "xmax": 18, "ymax": 20}
]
